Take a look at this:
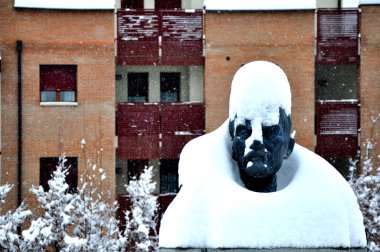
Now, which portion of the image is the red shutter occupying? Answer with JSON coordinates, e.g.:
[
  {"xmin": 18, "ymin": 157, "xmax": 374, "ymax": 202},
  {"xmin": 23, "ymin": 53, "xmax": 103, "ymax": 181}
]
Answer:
[
  {"xmin": 40, "ymin": 65, "xmax": 77, "ymax": 91},
  {"xmin": 117, "ymin": 103, "xmax": 160, "ymax": 159},
  {"xmin": 316, "ymin": 100, "xmax": 360, "ymax": 158},
  {"xmin": 161, "ymin": 103, "xmax": 204, "ymax": 158},
  {"xmin": 317, "ymin": 9, "xmax": 359, "ymax": 64}
]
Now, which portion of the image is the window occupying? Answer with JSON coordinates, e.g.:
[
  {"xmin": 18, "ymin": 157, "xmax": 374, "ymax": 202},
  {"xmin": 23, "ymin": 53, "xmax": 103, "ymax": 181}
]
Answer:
[
  {"xmin": 160, "ymin": 72, "xmax": 180, "ymax": 102},
  {"xmin": 160, "ymin": 159, "xmax": 179, "ymax": 193},
  {"xmin": 127, "ymin": 159, "xmax": 149, "ymax": 180},
  {"xmin": 155, "ymin": 0, "xmax": 181, "ymax": 9},
  {"xmin": 128, "ymin": 72, "xmax": 148, "ymax": 102},
  {"xmin": 40, "ymin": 157, "xmax": 78, "ymax": 194},
  {"xmin": 40, "ymin": 65, "xmax": 77, "ymax": 102},
  {"xmin": 121, "ymin": 0, "xmax": 143, "ymax": 9}
]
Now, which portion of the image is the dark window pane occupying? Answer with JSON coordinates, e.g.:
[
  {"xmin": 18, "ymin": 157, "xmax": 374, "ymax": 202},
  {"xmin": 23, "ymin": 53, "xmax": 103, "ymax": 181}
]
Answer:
[
  {"xmin": 127, "ymin": 159, "xmax": 149, "ymax": 180},
  {"xmin": 40, "ymin": 157, "xmax": 78, "ymax": 194},
  {"xmin": 121, "ymin": 0, "xmax": 143, "ymax": 8},
  {"xmin": 160, "ymin": 159, "xmax": 179, "ymax": 193},
  {"xmin": 128, "ymin": 72, "xmax": 148, "ymax": 103},
  {"xmin": 160, "ymin": 72, "xmax": 180, "ymax": 102},
  {"xmin": 155, "ymin": 0, "xmax": 181, "ymax": 9}
]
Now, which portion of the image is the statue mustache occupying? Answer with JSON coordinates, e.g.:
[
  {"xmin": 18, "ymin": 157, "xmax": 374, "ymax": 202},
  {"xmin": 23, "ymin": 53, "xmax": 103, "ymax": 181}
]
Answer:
[{"xmin": 243, "ymin": 150, "xmax": 272, "ymax": 166}]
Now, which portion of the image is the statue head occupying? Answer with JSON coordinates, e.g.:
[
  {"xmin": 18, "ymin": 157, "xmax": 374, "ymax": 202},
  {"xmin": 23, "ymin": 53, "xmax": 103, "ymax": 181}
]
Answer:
[{"xmin": 228, "ymin": 61, "xmax": 295, "ymax": 192}]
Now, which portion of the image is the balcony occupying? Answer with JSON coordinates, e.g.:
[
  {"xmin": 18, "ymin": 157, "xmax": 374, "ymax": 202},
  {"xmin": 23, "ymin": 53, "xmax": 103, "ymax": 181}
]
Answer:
[
  {"xmin": 117, "ymin": 102, "xmax": 205, "ymax": 159},
  {"xmin": 116, "ymin": 9, "xmax": 203, "ymax": 66}
]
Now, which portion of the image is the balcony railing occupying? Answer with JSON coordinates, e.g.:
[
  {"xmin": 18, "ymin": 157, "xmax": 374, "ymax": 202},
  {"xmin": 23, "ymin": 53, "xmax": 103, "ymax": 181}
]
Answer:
[
  {"xmin": 117, "ymin": 102, "xmax": 205, "ymax": 159},
  {"xmin": 315, "ymin": 100, "xmax": 360, "ymax": 158},
  {"xmin": 117, "ymin": 9, "xmax": 203, "ymax": 66},
  {"xmin": 316, "ymin": 9, "xmax": 359, "ymax": 64}
]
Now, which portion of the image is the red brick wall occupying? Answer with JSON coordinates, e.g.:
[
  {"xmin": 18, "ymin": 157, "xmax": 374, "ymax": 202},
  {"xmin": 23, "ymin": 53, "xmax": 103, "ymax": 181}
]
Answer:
[
  {"xmin": 204, "ymin": 11, "xmax": 315, "ymax": 150},
  {"xmin": 0, "ymin": 1, "xmax": 115, "ymax": 211},
  {"xmin": 360, "ymin": 5, "xmax": 380, "ymax": 167}
]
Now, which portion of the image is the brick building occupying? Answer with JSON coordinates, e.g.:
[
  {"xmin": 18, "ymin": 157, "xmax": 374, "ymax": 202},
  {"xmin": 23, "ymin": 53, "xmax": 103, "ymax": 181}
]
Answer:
[
  {"xmin": 0, "ymin": 0, "xmax": 115, "ymax": 211},
  {"xmin": 0, "ymin": 0, "xmax": 379, "ymax": 222},
  {"xmin": 360, "ymin": 2, "xmax": 380, "ymax": 168}
]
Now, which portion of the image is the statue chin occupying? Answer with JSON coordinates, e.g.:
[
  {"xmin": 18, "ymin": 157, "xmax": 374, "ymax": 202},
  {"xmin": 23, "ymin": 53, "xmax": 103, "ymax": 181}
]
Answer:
[
  {"xmin": 242, "ymin": 151, "xmax": 275, "ymax": 179},
  {"xmin": 239, "ymin": 167, "xmax": 277, "ymax": 192},
  {"xmin": 244, "ymin": 160, "xmax": 274, "ymax": 179},
  {"xmin": 239, "ymin": 156, "xmax": 278, "ymax": 192}
]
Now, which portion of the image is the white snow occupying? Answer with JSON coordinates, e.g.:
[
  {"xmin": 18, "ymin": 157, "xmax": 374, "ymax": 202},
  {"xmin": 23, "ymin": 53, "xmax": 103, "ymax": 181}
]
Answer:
[
  {"xmin": 159, "ymin": 122, "xmax": 367, "ymax": 248},
  {"xmin": 159, "ymin": 61, "xmax": 366, "ymax": 249},
  {"xmin": 14, "ymin": 0, "xmax": 114, "ymax": 9},
  {"xmin": 360, "ymin": 0, "xmax": 380, "ymax": 4},
  {"xmin": 204, "ymin": 0, "xmax": 316, "ymax": 11},
  {"xmin": 342, "ymin": 0, "xmax": 360, "ymax": 7}
]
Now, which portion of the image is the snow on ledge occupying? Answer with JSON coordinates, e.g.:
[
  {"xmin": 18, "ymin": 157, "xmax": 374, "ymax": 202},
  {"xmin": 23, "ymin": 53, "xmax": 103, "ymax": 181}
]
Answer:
[
  {"xmin": 14, "ymin": 0, "xmax": 114, "ymax": 10},
  {"xmin": 40, "ymin": 102, "xmax": 78, "ymax": 107},
  {"xmin": 204, "ymin": 0, "xmax": 316, "ymax": 11},
  {"xmin": 360, "ymin": 0, "xmax": 380, "ymax": 5}
]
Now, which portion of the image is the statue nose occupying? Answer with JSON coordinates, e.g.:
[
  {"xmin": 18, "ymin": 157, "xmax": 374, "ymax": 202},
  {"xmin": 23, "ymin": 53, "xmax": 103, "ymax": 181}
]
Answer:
[{"xmin": 250, "ymin": 140, "xmax": 265, "ymax": 151}]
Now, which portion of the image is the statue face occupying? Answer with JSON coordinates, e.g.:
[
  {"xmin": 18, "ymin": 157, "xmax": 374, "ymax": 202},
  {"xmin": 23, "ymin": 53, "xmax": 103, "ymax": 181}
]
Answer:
[{"xmin": 230, "ymin": 108, "xmax": 294, "ymax": 191}]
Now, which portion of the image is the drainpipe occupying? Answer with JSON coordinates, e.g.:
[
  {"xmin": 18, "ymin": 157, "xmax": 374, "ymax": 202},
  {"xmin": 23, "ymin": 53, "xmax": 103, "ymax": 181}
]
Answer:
[{"xmin": 16, "ymin": 40, "xmax": 22, "ymax": 207}]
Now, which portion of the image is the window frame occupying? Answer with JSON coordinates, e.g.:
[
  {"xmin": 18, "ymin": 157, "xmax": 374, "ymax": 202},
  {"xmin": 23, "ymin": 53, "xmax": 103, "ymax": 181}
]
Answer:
[
  {"xmin": 159, "ymin": 159, "xmax": 179, "ymax": 194},
  {"xmin": 155, "ymin": 0, "xmax": 181, "ymax": 9},
  {"xmin": 127, "ymin": 72, "xmax": 149, "ymax": 103},
  {"xmin": 160, "ymin": 72, "xmax": 181, "ymax": 103},
  {"xmin": 40, "ymin": 157, "xmax": 78, "ymax": 194},
  {"xmin": 127, "ymin": 159, "xmax": 149, "ymax": 181},
  {"xmin": 121, "ymin": 0, "xmax": 143, "ymax": 9},
  {"xmin": 40, "ymin": 64, "xmax": 78, "ymax": 105}
]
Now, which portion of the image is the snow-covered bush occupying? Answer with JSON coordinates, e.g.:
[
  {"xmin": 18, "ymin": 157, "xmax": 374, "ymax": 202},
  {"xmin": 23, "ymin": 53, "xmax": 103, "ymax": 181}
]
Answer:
[
  {"xmin": 125, "ymin": 166, "xmax": 158, "ymax": 251},
  {"xmin": 22, "ymin": 156, "xmax": 77, "ymax": 251},
  {"xmin": 0, "ymin": 184, "xmax": 31, "ymax": 251},
  {"xmin": 349, "ymin": 114, "xmax": 380, "ymax": 252},
  {"xmin": 60, "ymin": 139, "xmax": 122, "ymax": 251},
  {"xmin": 66, "ymin": 159, "xmax": 122, "ymax": 251}
]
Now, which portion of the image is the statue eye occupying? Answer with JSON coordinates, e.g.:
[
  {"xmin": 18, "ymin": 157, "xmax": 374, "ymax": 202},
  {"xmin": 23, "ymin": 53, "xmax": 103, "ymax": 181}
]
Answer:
[
  {"xmin": 236, "ymin": 125, "xmax": 252, "ymax": 140},
  {"xmin": 263, "ymin": 125, "xmax": 280, "ymax": 139}
]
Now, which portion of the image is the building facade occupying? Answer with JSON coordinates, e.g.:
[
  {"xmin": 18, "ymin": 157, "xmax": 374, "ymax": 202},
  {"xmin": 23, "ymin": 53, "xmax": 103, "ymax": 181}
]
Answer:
[{"xmin": 0, "ymin": 0, "xmax": 379, "ymax": 224}]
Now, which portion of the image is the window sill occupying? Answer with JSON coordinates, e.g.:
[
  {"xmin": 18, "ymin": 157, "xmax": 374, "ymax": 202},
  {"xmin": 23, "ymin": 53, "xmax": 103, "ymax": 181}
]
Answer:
[{"xmin": 40, "ymin": 102, "xmax": 78, "ymax": 107}]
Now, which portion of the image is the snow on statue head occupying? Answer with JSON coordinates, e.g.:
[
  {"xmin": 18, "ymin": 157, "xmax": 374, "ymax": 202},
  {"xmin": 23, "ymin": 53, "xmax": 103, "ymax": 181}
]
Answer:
[{"xmin": 228, "ymin": 61, "xmax": 295, "ymax": 192}]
